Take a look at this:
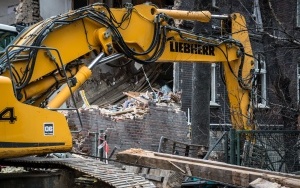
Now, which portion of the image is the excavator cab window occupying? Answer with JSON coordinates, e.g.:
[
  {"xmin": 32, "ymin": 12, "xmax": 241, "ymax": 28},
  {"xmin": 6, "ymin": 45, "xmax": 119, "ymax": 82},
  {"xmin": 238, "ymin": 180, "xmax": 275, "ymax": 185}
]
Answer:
[{"xmin": 0, "ymin": 24, "xmax": 18, "ymax": 52}]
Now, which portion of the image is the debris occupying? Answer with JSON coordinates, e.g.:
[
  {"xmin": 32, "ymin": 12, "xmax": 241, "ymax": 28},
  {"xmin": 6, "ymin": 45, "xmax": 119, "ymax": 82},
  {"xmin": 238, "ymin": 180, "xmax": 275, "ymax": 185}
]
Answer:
[
  {"xmin": 249, "ymin": 178, "xmax": 283, "ymax": 188},
  {"xmin": 108, "ymin": 108, "xmax": 134, "ymax": 116},
  {"xmin": 82, "ymin": 88, "xmax": 182, "ymax": 121},
  {"xmin": 123, "ymin": 91, "xmax": 149, "ymax": 106},
  {"xmin": 79, "ymin": 90, "xmax": 90, "ymax": 108}
]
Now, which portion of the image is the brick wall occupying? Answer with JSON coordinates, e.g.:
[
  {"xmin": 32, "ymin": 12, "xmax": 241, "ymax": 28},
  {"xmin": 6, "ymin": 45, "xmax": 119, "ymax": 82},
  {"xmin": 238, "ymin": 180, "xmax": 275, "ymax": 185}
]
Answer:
[
  {"xmin": 67, "ymin": 105, "xmax": 189, "ymax": 158},
  {"xmin": 15, "ymin": 0, "xmax": 42, "ymax": 24}
]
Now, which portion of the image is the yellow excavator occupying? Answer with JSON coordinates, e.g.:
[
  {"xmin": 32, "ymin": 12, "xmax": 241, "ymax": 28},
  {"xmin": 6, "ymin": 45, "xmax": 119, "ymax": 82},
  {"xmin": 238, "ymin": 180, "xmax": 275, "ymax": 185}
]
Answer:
[{"xmin": 0, "ymin": 3, "xmax": 254, "ymax": 159}]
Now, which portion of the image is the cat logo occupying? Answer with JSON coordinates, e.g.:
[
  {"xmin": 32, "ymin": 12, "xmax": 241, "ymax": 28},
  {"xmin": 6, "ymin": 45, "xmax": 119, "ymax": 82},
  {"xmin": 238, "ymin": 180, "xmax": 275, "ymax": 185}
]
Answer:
[{"xmin": 44, "ymin": 123, "xmax": 54, "ymax": 136}]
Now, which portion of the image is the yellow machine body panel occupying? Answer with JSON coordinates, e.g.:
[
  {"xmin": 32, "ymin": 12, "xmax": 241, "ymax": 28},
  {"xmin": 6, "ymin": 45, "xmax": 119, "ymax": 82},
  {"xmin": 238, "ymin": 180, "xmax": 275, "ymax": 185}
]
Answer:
[{"xmin": 0, "ymin": 76, "xmax": 72, "ymax": 159}]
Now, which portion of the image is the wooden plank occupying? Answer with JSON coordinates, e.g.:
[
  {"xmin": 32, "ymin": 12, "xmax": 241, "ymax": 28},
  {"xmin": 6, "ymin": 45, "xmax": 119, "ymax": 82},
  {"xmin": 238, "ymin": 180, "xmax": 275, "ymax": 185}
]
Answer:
[
  {"xmin": 168, "ymin": 160, "xmax": 185, "ymax": 173},
  {"xmin": 153, "ymin": 152, "xmax": 297, "ymax": 179},
  {"xmin": 116, "ymin": 149, "xmax": 300, "ymax": 187},
  {"xmin": 123, "ymin": 92, "xmax": 148, "ymax": 104},
  {"xmin": 185, "ymin": 164, "xmax": 192, "ymax": 176},
  {"xmin": 108, "ymin": 108, "xmax": 134, "ymax": 116}
]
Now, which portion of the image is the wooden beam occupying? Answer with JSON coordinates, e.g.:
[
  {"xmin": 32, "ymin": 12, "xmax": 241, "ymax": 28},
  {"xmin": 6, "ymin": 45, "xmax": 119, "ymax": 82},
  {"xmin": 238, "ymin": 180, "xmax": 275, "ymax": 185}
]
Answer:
[
  {"xmin": 108, "ymin": 108, "xmax": 134, "ymax": 116},
  {"xmin": 116, "ymin": 149, "xmax": 300, "ymax": 187},
  {"xmin": 123, "ymin": 92, "xmax": 148, "ymax": 104}
]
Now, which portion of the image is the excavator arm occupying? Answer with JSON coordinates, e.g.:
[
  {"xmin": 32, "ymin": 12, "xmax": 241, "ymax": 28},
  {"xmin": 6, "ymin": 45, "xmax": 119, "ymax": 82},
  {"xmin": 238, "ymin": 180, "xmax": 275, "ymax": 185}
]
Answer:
[{"xmin": 0, "ymin": 3, "xmax": 254, "ymax": 159}]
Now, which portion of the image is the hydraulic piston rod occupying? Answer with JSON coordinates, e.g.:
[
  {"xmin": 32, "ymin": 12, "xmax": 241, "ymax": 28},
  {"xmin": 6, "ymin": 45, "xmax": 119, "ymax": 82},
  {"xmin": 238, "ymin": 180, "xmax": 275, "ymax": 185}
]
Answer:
[{"xmin": 157, "ymin": 9, "xmax": 211, "ymax": 22}]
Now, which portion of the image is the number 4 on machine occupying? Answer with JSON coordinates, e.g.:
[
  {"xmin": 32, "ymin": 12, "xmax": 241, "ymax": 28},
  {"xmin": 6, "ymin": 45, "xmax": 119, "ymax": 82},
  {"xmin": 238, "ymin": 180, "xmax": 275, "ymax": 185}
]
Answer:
[{"xmin": 0, "ymin": 107, "xmax": 17, "ymax": 124}]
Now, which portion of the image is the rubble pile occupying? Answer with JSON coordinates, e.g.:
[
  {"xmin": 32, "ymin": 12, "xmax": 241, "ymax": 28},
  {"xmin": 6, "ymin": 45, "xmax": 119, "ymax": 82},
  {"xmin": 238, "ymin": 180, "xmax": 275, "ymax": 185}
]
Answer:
[
  {"xmin": 65, "ymin": 87, "xmax": 185, "ymax": 156},
  {"xmin": 97, "ymin": 89, "xmax": 182, "ymax": 121},
  {"xmin": 65, "ymin": 88, "xmax": 181, "ymax": 122}
]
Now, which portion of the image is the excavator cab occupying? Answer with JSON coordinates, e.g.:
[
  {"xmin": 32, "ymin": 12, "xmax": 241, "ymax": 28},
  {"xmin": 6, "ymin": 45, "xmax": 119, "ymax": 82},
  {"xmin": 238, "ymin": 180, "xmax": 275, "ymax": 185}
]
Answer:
[{"xmin": 0, "ymin": 24, "xmax": 18, "ymax": 52}]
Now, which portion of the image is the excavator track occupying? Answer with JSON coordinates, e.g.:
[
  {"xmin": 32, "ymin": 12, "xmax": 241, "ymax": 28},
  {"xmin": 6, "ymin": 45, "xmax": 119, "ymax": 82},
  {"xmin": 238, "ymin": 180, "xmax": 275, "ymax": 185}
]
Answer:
[{"xmin": 2, "ymin": 156, "xmax": 156, "ymax": 188}]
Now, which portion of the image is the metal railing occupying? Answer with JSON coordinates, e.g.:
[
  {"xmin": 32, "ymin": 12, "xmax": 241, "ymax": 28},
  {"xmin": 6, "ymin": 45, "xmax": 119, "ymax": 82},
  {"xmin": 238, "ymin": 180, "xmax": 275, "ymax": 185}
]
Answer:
[
  {"xmin": 156, "ymin": 128, "xmax": 300, "ymax": 174},
  {"xmin": 158, "ymin": 136, "xmax": 208, "ymax": 158},
  {"xmin": 232, "ymin": 129, "xmax": 300, "ymax": 173}
]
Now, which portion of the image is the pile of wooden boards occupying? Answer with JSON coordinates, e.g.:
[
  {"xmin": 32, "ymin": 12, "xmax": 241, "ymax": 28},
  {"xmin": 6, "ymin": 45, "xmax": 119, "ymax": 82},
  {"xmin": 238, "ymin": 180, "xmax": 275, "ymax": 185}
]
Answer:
[{"xmin": 117, "ymin": 149, "xmax": 300, "ymax": 188}]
